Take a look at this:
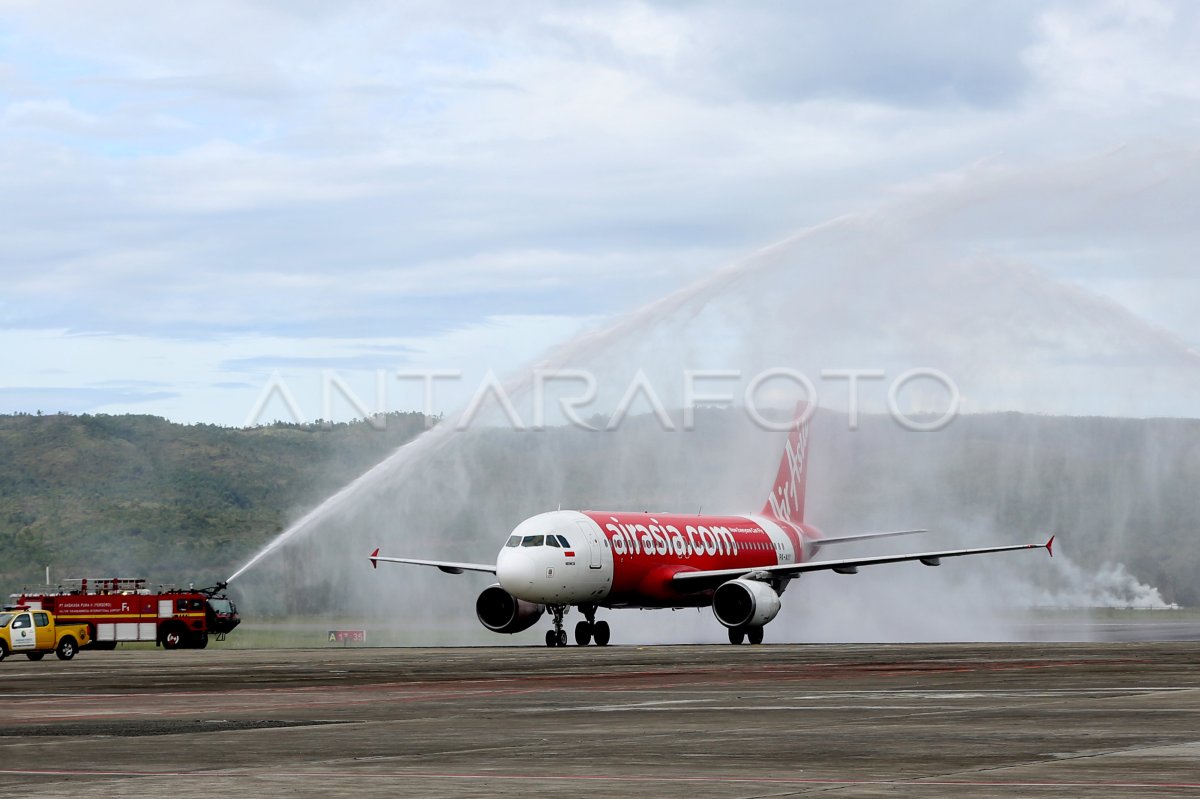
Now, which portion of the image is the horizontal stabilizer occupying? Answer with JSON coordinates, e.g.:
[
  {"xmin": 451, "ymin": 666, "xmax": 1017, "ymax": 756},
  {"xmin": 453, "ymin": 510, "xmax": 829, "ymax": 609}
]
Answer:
[{"xmin": 814, "ymin": 529, "xmax": 927, "ymax": 546}]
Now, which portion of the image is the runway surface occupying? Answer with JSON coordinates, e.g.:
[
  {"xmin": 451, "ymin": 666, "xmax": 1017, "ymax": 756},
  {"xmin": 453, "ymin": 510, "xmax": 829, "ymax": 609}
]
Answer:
[{"xmin": 2, "ymin": 643, "xmax": 1200, "ymax": 797}]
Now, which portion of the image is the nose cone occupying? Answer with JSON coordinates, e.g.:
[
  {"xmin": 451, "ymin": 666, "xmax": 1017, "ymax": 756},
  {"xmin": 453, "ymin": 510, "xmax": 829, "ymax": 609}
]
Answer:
[{"xmin": 497, "ymin": 549, "xmax": 536, "ymax": 596}]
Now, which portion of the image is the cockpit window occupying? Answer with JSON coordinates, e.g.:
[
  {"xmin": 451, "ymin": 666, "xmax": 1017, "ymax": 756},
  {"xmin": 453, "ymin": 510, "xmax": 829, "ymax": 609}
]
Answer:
[
  {"xmin": 546, "ymin": 536, "xmax": 560, "ymax": 548},
  {"xmin": 556, "ymin": 535, "xmax": 571, "ymax": 548},
  {"xmin": 521, "ymin": 535, "xmax": 544, "ymax": 547},
  {"xmin": 505, "ymin": 535, "xmax": 521, "ymax": 548}
]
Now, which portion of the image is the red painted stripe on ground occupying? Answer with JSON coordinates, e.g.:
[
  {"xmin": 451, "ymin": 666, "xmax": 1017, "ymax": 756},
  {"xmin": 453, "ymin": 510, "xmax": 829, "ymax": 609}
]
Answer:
[{"xmin": 2, "ymin": 768, "xmax": 1199, "ymax": 789}]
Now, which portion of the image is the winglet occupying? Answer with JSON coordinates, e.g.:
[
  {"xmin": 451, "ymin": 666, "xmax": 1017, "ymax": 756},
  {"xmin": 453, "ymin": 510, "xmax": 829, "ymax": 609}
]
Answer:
[
  {"xmin": 370, "ymin": 547, "xmax": 380, "ymax": 569},
  {"xmin": 1045, "ymin": 536, "xmax": 1055, "ymax": 558}
]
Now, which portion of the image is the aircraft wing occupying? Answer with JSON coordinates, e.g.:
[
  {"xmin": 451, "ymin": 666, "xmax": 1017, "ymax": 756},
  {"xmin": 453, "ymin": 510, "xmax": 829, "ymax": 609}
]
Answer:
[
  {"xmin": 369, "ymin": 548, "xmax": 497, "ymax": 575},
  {"xmin": 671, "ymin": 537, "xmax": 1054, "ymax": 592}
]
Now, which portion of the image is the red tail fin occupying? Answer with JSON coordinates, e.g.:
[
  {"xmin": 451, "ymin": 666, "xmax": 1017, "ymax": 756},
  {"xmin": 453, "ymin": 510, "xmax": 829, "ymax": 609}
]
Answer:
[{"xmin": 761, "ymin": 404, "xmax": 811, "ymax": 525}]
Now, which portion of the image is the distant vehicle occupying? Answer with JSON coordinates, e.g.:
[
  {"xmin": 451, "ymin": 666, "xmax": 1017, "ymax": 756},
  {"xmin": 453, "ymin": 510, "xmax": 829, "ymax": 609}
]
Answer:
[
  {"xmin": 0, "ymin": 608, "xmax": 90, "ymax": 661},
  {"xmin": 371, "ymin": 404, "xmax": 1054, "ymax": 646},
  {"xmin": 14, "ymin": 579, "xmax": 240, "ymax": 650}
]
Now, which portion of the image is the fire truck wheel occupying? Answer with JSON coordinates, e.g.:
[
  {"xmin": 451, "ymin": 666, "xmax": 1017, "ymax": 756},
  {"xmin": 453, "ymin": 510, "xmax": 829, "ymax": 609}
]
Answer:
[
  {"xmin": 92, "ymin": 641, "xmax": 118, "ymax": 650},
  {"xmin": 56, "ymin": 637, "xmax": 78, "ymax": 661},
  {"xmin": 194, "ymin": 634, "xmax": 209, "ymax": 650},
  {"xmin": 161, "ymin": 625, "xmax": 186, "ymax": 650},
  {"xmin": 26, "ymin": 652, "xmax": 45, "ymax": 661}
]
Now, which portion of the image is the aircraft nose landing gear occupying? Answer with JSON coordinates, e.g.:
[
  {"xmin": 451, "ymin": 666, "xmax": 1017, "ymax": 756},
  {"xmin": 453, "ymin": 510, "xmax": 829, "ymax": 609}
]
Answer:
[{"xmin": 545, "ymin": 605, "xmax": 569, "ymax": 647}]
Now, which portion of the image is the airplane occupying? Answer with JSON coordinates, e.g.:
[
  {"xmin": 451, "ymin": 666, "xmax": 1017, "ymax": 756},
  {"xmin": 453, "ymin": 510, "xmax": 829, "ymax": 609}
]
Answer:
[{"xmin": 370, "ymin": 406, "xmax": 1053, "ymax": 646}]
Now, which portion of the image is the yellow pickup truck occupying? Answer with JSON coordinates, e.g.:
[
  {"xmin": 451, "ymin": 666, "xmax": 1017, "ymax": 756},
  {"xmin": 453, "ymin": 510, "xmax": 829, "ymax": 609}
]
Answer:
[{"xmin": 0, "ymin": 608, "xmax": 90, "ymax": 661}]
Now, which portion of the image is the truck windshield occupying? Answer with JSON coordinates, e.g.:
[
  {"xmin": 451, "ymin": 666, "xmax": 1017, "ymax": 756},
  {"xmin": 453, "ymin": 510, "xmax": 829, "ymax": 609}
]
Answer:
[
  {"xmin": 208, "ymin": 599, "xmax": 235, "ymax": 614},
  {"xmin": 0, "ymin": 614, "xmax": 11, "ymax": 627}
]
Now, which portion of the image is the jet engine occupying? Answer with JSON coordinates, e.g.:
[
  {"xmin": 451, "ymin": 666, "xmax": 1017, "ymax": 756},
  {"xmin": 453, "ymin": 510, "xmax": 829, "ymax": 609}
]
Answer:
[
  {"xmin": 712, "ymin": 578, "xmax": 782, "ymax": 629},
  {"xmin": 475, "ymin": 584, "xmax": 545, "ymax": 634}
]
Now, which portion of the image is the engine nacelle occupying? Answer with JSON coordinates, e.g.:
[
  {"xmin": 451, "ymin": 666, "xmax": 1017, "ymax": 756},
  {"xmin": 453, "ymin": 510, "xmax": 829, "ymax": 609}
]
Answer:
[
  {"xmin": 712, "ymin": 579, "xmax": 782, "ymax": 629},
  {"xmin": 475, "ymin": 584, "xmax": 545, "ymax": 634}
]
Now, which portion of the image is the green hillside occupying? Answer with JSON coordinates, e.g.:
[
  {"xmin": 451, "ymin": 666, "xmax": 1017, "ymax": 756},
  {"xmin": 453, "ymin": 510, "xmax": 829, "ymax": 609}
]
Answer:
[{"xmin": 0, "ymin": 412, "xmax": 429, "ymax": 591}]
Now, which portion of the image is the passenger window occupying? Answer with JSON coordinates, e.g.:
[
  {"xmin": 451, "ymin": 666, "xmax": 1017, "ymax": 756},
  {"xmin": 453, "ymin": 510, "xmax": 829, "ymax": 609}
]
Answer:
[
  {"xmin": 12, "ymin": 614, "xmax": 31, "ymax": 629},
  {"xmin": 34, "ymin": 612, "xmax": 49, "ymax": 627},
  {"xmin": 176, "ymin": 599, "xmax": 188, "ymax": 612},
  {"xmin": 505, "ymin": 535, "xmax": 521, "ymax": 548},
  {"xmin": 522, "ymin": 535, "xmax": 544, "ymax": 547},
  {"xmin": 546, "ymin": 536, "xmax": 560, "ymax": 548}
]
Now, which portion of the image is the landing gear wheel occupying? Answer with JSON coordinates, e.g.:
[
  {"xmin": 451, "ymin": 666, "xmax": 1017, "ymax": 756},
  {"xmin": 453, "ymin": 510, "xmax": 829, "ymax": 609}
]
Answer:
[
  {"xmin": 545, "ymin": 605, "xmax": 569, "ymax": 648},
  {"xmin": 56, "ymin": 637, "xmax": 78, "ymax": 661},
  {"xmin": 26, "ymin": 652, "xmax": 45, "ymax": 661},
  {"xmin": 575, "ymin": 621, "xmax": 593, "ymax": 646},
  {"xmin": 728, "ymin": 627, "xmax": 746, "ymax": 645},
  {"xmin": 592, "ymin": 620, "xmax": 611, "ymax": 646},
  {"xmin": 747, "ymin": 626, "xmax": 764, "ymax": 645}
]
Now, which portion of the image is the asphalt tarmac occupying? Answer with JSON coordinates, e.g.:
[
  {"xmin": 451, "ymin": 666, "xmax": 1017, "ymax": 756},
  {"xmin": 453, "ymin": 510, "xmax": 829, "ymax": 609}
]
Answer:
[{"xmin": 2, "ymin": 642, "xmax": 1199, "ymax": 798}]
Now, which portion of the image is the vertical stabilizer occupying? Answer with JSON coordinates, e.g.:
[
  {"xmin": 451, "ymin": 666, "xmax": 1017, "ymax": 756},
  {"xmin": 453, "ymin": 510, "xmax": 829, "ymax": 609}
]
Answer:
[{"xmin": 761, "ymin": 404, "xmax": 811, "ymax": 525}]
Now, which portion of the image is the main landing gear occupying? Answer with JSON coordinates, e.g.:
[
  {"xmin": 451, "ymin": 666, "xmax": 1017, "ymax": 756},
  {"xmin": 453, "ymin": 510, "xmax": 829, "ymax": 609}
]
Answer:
[
  {"xmin": 544, "ymin": 604, "xmax": 611, "ymax": 647},
  {"xmin": 727, "ymin": 625, "xmax": 765, "ymax": 645},
  {"xmin": 574, "ymin": 604, "xmax": 610, "ymax": 647}
]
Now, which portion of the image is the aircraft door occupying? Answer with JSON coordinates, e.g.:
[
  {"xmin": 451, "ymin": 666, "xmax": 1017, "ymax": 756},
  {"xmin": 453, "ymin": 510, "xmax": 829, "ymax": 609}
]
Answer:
[
  {"xmin": 10, "ymin": 612, "xmax": 35, "ymax": 650},
  {"xmin": 576, "ymin": 521, "xmax": 603, "ymax": 569}
]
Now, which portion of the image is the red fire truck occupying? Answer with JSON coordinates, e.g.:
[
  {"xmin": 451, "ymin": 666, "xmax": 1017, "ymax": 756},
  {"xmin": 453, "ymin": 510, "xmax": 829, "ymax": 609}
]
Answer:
[{"xmin": 14, "ymin": 578, "xmax": 240, "ymax": 650}]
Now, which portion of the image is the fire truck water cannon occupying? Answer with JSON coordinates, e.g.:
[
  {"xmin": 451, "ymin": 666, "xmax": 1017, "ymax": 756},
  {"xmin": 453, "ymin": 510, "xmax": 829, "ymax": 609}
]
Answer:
[{"xmin": 11, "ymin": 577, "xmax": 241, "ymax": 651}]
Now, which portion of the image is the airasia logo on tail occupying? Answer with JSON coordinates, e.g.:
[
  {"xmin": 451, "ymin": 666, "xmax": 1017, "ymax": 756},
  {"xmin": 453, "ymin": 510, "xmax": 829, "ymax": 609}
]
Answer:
[{"xmin": 764, "ymin": 419, "xmax": 809, "ymax": 525}]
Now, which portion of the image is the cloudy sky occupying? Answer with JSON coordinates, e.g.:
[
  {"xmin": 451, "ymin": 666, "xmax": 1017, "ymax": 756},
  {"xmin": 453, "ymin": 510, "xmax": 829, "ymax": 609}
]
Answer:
[{"xmin": 2, "ymin": 1, "xmax": 1198, "ymax": 424}]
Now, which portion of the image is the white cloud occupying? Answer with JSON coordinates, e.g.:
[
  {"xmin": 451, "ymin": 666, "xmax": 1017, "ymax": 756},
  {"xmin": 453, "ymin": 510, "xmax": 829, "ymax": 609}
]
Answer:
[
  {"xmin": 0, "ymin": 315, "xmax": 596, "ymax": 424},
  {"xmin": 2, "ymin": 98, "xmax": 100, "ymax": 131},
  {"xmin": 0, "ymin": 2, "xmax": 1197, "ymax": 422},
  {"xmin": 1027, "ymin": 0, "xmax": 1200, "ymax": 111}
]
